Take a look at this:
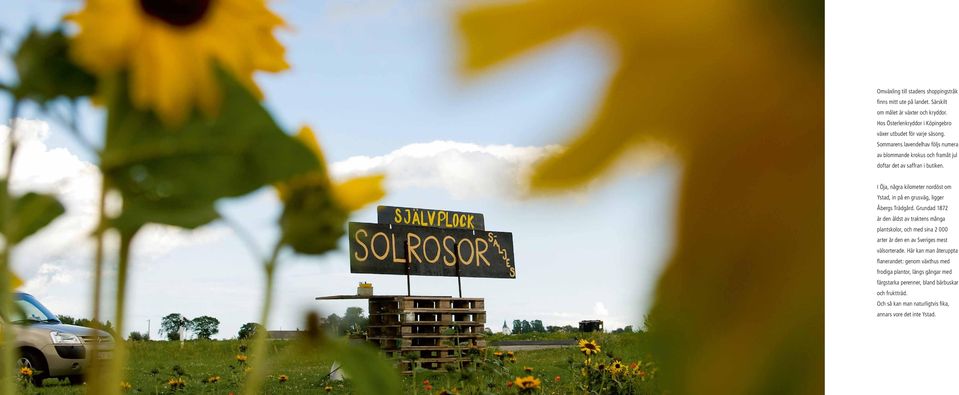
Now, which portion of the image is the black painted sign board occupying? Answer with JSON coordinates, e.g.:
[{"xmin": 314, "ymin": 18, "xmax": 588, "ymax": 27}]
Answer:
[
  {"xmin": 349, "ymin": 222, "xmax": 514, "ymax": 279},
  {"xmin": 377, "ymin": 205, "xmax": 485, "ymax": 230}
]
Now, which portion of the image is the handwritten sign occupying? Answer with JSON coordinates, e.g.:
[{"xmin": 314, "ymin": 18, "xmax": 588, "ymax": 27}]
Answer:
[
  {"xmin": 349, "ymin": 222, "xmax": 514, "ymax": 279},
  {"xmin": 377, "ymin": 205, "xmax": 485, "ymax": 230}
]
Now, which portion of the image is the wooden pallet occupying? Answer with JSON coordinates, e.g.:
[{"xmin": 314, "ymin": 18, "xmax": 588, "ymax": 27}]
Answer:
[{"xmin": 366, "ymin": 296, "xmax": 486, "ymax": 374}]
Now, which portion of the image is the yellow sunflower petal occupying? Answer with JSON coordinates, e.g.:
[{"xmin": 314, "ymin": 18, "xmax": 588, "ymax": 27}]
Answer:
[
  {"xmin": 294, "ymin": 126, "xmax": 325, "ymax": 162},
  {"xmin": 10, "ymin": 271, "xmax": 22, "ymax": 289},
  {"xmin": 68, "ymin": 0, "xmax": 289, "ymax": 125},
  {"xmin": 333, "ymin": 175, "xmax": 386, "ymax": 212},
  {"xmin": 458, "ymin": 0, "xmax": 582, "ymax": 73},
  {"xmin": 459, "ymin": 1, "xmax": 823, "ymax": 394}
]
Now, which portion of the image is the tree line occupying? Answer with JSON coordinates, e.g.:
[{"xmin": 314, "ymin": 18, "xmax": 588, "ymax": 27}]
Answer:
[{"xmin": 155, "ymin": 313, "xmax": 221, "ymax": 340}]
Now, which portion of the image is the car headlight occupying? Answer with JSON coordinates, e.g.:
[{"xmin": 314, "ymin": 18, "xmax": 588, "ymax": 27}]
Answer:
[{"xmin": 50, "ymin": 331, "xmax": 82, "ymax": 344}]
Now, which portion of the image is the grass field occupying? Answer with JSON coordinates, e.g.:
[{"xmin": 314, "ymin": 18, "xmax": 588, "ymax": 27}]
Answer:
[{"xmin": 20, "ymin": 332, "xmax": 657, "ymax": 394}]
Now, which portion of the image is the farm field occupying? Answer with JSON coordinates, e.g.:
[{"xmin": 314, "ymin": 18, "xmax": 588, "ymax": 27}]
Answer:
[{"xmin": 21, "ymin": 332, "xmax": 658, "ymax": 394}]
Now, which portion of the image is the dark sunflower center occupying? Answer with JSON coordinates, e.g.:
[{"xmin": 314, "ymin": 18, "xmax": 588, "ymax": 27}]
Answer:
[{"xmin": 139, "ymin": 0, "xmax": 213, "ymax": 27}]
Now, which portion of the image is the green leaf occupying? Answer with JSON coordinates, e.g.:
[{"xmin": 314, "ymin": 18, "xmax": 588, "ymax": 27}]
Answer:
[
  {"xmin": 0, "ymin": 184, "xmax": 65, "ymax": 244},
  {"xmin": 100, "ymin": 69, "xmax": 318, "ymax": 231},
  {"xmin": 322, "ymin": 336, "xmax": 402, "ymax": 395},
  {"xmin": 12, "ymin": 27, "xmax": 96, "ymax": 103}
]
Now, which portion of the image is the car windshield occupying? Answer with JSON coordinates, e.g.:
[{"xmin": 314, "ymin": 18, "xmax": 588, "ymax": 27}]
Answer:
[{"xmin": 10, "ymin": 294, "xmax": 59, "ymax": 324}]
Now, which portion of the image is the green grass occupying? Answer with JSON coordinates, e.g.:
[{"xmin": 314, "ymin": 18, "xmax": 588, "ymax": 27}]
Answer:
[{"xmin": 21, "ymin": 333, "xmax": 656, "ymax": 394}]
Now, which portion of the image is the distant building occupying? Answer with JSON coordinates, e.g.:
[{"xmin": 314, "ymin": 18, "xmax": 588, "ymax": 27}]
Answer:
[
  {"xmin": 579, "ymin": 320, "xmax": 604, "ymax": 333},
  {"xmin": 501, "ymin": 321, "xmax": 511, "ymax": 335}
]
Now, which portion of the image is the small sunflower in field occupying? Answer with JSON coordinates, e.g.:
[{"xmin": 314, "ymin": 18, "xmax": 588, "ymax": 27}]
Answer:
[
  {"xmin": 324, "ymin": 385, "xmax": 333, "ymax": 392},
  {"xmin": 235, "ymin": 354, "xmax": 248, "ymax": 363},
  {"xmin": 278, "ymin": 374, "xmax": 289, "ymax": 383},
  {"xmin": 608, "ymin": 360, "xmax": 625, "ymax": 376},
  {"xmin": 204, "ymin": 375, "xmax": 220, "ymax": 384},
  {"xmin": 120, "ymin": 381, "xmax": 132, "ymax": 391},
  {"xmin": 18, "ymin": 367, "xmax": 32, "ymax": 378},
  {"xmin": 167, "ymin": 377, "xmax": 186, "ymax": 391},
  {"xmin": 593, "ymin": 361, "xmax": 606, "ymax": 372},
  {"xmin": 578, "ymin": 339, "xmax": 600, "ymax": 356},
  {"xmin": 523, "ymin": 366, "xmax": 533, "ymax": 373},
  {"xmin": 512, "ymin": 376, "xmax": 541, "ymax": 393},
  {"xmin": 68, "ymin": 0, "xmax": 290, "ymax": 125},
  {"xmin": 494, "ymin": 351, "xmax": 504, "ymax": 360}
]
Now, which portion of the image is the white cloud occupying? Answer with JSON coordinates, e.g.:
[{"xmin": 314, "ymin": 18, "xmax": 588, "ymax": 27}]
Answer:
[
  {"xmin": 593, "ymin": 302, "xmax": 609, "ymax": 316},
  {"xmin": 0, "ymin": 120, "xmax": 225, "ymax": 292},
  {"xmin": 331, "ymin": 140, "xmax": 562, "ymax": 199}
]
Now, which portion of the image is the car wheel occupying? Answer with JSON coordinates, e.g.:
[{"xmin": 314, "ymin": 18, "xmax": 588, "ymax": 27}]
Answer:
[
  {"xmin": 17, "ymin": 349, "xmax": 48, "ymax": 387},
  {"xmin": 67, "ymin": 374, "xmax": 84, "ymax": 385}
]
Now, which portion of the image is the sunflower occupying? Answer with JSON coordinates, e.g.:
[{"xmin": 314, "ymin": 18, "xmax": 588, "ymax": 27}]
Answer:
[
  {"xmin": 324, "ymin": 385, "xmax": 333, "ymax": 392},
  {"xmin": 578, "ymin": 339, "xmax": 600, "ymax": 356},
  {"xmin": 69, "ymin": 0, "xmax": 289, "ymax": 125},
  {"xmin": 120, "ymin": 381, "xmax": 132, "ymax": 391},
  {"xmin": 18, "ymin": 367, "xmax": 32, "ymax": 378},
  {"xmin": 608, "ymin": 360, "xmax": 625, "ymax": 375},
  {"xmin": 167, "ymin": 377, "xmax": 186, "ymax": 390},
  {"xmin": 276, "ymin": 126, "xmax": 385, "ymax": 212},
  {"xmin": 276, "ymin": 125, "xmax": 385, "ymax": 254},
  {"xmin": 523, "ymin": 366, "xmax": 533, "ymax": 373},
  {"xmin": 278, "ymin": 374, "xmax": 288, "ymax": 383},
  {"xmin": 512, "ymin": 376, "xmax": 541, "ymax": 391},
  {"xmin": 235, "ymin": 354, "xmax": 248, "ymax": 363},
  {"xmin": 206, "ymin": 375, "xmax": 220, "ymax": 384}
]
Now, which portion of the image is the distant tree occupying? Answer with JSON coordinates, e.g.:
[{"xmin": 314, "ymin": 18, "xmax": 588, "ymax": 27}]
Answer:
[
  {"xmin": 530, "ymin": 320, "xmax": 546, "ymax": 333},
  {"xmin": 128, "ymin": 331, "xmax": 147, "ymax": 341},
  {"xmin": 342, "ymin": 307, "xmax": 368, "ymax": 334},
  {"xmin": 238, "ymin": 322, "xmax": 262, "ymax": 340},
  {"xmin": 160, "ymin": 313, "xmax": 191, "ymax": 341},
  {"xmin": 326, "ymin": 314, "xmax": 342, "ymax": 335},
  {"xmin": 512, "ymin": 320, "xmax": 522, "ymax": 334},
  {"xmin": 57, "ymin": 315, "xmax": 76, "ymax": 325},
  {"xmin": 74, "ymin": 318, "xmax": 117, "ymax": 336},
  {"xmin": 191, "ymin": 316, "xmax": 220, "ymax": 340},
  {"xmin": 520, "ymin": 320, "xmax": 531, "ymax": 334},
  {"xmin": 624, "ymin": 325, "xmax": 634, "ymax": 333}
]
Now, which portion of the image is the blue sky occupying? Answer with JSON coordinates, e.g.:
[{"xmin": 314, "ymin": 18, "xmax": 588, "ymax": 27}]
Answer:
[{"xmin": 0, "ymin": 0, "xmax": 679, "ymax": 338}]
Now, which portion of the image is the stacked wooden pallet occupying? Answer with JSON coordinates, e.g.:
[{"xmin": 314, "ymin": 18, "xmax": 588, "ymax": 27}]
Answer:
[{"xmin": 366, "ymin": 296, "xmax": 486, "ymax": 373}]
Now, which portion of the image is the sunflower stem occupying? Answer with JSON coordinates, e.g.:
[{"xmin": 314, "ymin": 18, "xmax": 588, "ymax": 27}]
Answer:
[
  {"xmin": 0, "ymin": 99, "xmax": 20, "ymax": 395},
  {"xmin": 243, "ymin": 241, "xmax": 283, "ymax": 395},
  {"xmin": 103, "ymin": 228, "xmax": 137, "ymax": 395},
  {"xmin": 85, "ymin": 173, "xmax": 108, "ymax": 393}
]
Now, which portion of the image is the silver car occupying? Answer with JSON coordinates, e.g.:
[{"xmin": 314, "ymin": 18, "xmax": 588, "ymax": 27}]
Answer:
[{"xmin": 10, "ymin": 292, "xmax": 114, "ymax": 386}]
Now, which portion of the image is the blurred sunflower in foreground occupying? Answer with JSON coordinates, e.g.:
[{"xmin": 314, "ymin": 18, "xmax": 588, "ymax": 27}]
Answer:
[
  {"xmin": 69, "ymin": 0, "xmax": 289, "ymax": 125},
  {"xmin": 277, "ymin": 126, "xmax": 385, "ymax": 255},
  {"xmin": 460, "ymin": 0, "xmax": 822, "ymax": 394}
]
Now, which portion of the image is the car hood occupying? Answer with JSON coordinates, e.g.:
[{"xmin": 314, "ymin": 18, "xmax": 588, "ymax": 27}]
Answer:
[{"xmin": 21, "ymin": 323, "xmax": 112, "ymax": 338}]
